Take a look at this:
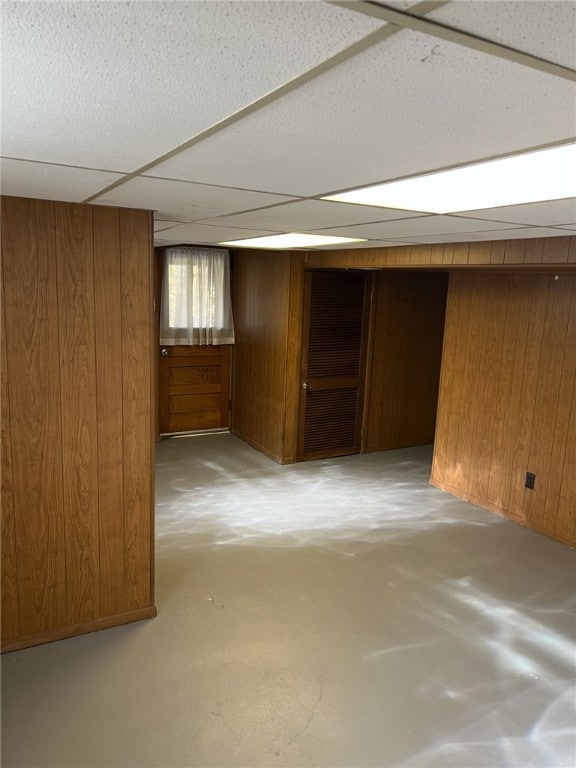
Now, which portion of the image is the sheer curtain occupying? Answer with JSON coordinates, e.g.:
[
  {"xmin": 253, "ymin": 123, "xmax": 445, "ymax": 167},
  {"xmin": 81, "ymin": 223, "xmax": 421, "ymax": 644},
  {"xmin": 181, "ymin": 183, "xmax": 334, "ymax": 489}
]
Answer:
[{"xmin": 160, "ymin": 246, "xmax": 235, "ymax": 345}]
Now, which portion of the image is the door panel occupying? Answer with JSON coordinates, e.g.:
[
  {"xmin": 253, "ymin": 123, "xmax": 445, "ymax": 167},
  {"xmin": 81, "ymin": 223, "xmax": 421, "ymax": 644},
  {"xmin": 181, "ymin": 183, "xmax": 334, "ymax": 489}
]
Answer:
[
  {"xmin": 298, "ymin": 271, "xmax": 369, "ymax": 460},
  {"xmin": 159, "ymin": 345, "xmax": 230, "ymax": 433}
]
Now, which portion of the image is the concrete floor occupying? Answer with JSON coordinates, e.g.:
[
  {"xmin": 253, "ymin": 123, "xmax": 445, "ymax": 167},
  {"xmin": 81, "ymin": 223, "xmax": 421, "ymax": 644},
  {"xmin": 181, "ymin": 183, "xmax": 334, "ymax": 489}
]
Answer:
[{"xmin": 2, "ymin": 433, "xmax": 575, "ymax": 768}]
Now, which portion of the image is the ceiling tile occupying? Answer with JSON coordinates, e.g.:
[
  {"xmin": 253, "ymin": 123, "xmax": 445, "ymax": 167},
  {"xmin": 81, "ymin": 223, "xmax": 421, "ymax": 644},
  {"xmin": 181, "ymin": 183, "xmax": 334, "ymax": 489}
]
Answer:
[
  {"xmin": 2, "ymin": 1, "xmax": 383, "ymax": 170},
  {"xmin": 149, "ymin": 30, "xmax": 576, "ymax": 196},
  {"xmin": 306, "ymin": 215, "xmax": 519, "ymax": 240},
  {"xmin": 199, "ymin": 199, "xmax": 425, "ymax": 230},
  {"xmin": 429, "ymin": 1, "xmax": 576, "ymax": 70},
  {"xmin": 95, "ymin": 177, "xmax": 295, "ymax": 222},
  {"xmin": 311, "ymin": 239, "xmax": 414, "ymax": 249},
  {"xmin": 400, "ymin": 227, "xmax": 574, "ymax": 244},
  {"xmin": 0, "ymin": 158, "xmax": 124, "ymax": 202},
  {"xmin": 453, "ymin": 198, "xmax": 576, "ymax": 226},
  {"xmin": 153, "ymin": 223, "xmax": 276, "ymax": 246},
  {"xmin": 154, "ymin": 220, "xmax": 186, "ymax": 233}
]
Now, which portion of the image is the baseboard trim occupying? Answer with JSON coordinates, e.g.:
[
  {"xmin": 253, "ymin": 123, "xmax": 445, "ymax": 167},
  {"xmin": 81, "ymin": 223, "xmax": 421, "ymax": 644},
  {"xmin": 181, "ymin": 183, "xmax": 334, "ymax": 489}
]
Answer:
[
  {"xmin": 430, "ymin": 477, "xmax": 575, "ymax": 548},
  {"xmin": 1, "ymin": 605, "xmax": 157, "ymax": 653}
]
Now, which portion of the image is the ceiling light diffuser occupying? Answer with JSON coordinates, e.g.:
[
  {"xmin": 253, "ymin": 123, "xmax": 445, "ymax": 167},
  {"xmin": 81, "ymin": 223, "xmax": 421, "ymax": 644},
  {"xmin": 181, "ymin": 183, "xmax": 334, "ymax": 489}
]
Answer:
[
  {"xmin": 323, "ymin": 143, "xmax": 576, "ymax": 214},
  {"xmin": 219, "ymin": 233, "xmax": 367, "ymax": 249}
]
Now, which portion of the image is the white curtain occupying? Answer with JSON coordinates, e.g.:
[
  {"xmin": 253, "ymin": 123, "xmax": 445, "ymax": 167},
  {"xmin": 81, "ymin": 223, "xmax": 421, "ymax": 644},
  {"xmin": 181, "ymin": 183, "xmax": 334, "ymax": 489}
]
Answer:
[{"xmin": 160, "ymin": 247, "xmax": 235, "ymax": 346}]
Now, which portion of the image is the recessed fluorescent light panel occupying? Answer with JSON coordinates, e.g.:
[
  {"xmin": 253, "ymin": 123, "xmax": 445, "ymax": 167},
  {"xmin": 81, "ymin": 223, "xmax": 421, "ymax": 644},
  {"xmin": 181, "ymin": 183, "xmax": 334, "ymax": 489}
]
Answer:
[
  {"xmin": 219, "ymin": 233, "xmax": 367, "ymax": 249},
  {"xmin": 324, "ymin": 143, "xmax": 576, "ymax": 214}
]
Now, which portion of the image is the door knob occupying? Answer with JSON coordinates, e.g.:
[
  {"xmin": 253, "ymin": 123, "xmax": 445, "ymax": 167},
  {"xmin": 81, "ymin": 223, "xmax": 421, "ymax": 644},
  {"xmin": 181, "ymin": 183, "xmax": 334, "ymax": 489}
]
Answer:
[
  {"xmin": 302, "ymin": 382, "xmax": 311, "ymax": 390},
  {"xmin": 161, "ymin": 348, "xmax": 169, "ymax": 357}
]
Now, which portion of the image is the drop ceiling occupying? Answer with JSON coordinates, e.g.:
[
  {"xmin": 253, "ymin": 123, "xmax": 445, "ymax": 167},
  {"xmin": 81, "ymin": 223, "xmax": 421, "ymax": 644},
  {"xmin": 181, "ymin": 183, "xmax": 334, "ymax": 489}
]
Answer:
[{"xmin": 2, "ymin": 0, "xmax": 575, "ymax": 249}]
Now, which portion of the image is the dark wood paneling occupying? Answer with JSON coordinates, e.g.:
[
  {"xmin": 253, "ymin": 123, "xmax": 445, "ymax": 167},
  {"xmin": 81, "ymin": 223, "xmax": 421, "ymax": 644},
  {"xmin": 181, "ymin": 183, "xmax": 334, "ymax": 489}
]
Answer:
[
  {"xmin": 305, "ymin": 235, "xmax": 576, "ymax": 269},
  {"xmin": 1, "ymin": 197, "xmax": 155, "ymax": 651},
  {"xmin": 231, "ymin": 250, "xmax": 292, "ymax": 462},
  {"xmin": 364, "ymin": 272, "xmax": 448, "ymax": 453},
  {"xmin": 55, "ymin": 202, "xmax": 100, "ymax": 624},
  {"xmin": 93, "ymin": 205, "xmax": 126, "ymax": 617},
  {"xmin": 1, "ymin": 280, "xmax": 19, "ymax": 640},
  {"xmin": 120, "ymin": 209, "xmax": 154, "ymax": 611},
  {"xmin": 1, "ymin": 197, "xmax": 67, "ymax": 635},
  {"xmin": 432, "ymin": 272, "xmax": 576, "ymax": 546}
]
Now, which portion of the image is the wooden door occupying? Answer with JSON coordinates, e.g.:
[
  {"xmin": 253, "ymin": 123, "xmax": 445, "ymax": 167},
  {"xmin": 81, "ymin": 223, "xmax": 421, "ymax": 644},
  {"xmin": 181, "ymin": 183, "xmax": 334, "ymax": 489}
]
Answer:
[
  {"xmin": 298, "ymin": 271, "xmax": 370, "ymax": 460},
  {"xmin": 159, "ymin": 345, "xmax": 231, "ymax": 434}
]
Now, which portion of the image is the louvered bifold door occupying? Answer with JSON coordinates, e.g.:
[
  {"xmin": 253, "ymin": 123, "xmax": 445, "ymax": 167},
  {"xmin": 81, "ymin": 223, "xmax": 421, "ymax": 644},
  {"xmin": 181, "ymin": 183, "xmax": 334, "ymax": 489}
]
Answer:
[{"xmin": 298, "ymin": 271, "xmax": 368, "ymax": 460}]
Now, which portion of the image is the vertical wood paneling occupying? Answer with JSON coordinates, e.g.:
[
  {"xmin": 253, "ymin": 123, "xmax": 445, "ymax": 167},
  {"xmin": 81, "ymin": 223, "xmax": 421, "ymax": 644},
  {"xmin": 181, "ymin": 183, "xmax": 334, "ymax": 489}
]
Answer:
[
  {"xmin": 55, "ymin": 203, "xmax": 100, "ymax": 624},
  {"xmin": 282, "ymin": 253, "xmax": 305, "ymax": 463},
  {"xmin": 432, "ymin": 272, "xmax": 575, "ymax": 547},
  {"xmin": 524, "ymin": 239, "xmax": 544, "ymax": 264},
  {"xmin": 2, "ymin": 198, "xmax": 67, "ymax": 634},
  {"xmin": 93, "ymin": 206, "xmax": 126, "ymax": 617},
  {"xmin": 430, "ymin": 244, "xmax": 444, "ymax": 265},
  {"xmin": 1, "ymin": 282, "xmax": 19, "ymax": 640},
  {"xmin": 1, "ymin": 197, "xmax": 155, "ymax": 651},
  {"xmin": 452, "ymin": 243, "xmax": 469, "ymax": 265},
  {"xmin": 442, "ymin": 243, "xmax": 454, "ymax": 265},
  {"xmin": 503, "ymin": 239, "xmax": 526, "ymax": 264},
  {"xmin": 365, "ymin": 273, "xmax": 448, "ymax": 452},
  {"xmin": 231, "ymin": 250, "xmax": 292, "ymax": 462},
  {"xmin": 526, "ymin": 276, "xmax": 576, "ymax": 529},
  {"xmin": 558, "ymin": 382, "xmax": 576, "ymax": 541},
  {"xmin": 543, "ymin": 237, "xmax": 570, "ymax": 264},
  {"xmin": 468, "ymin": 243, "xmax": 490, "ymax": 265},
  {"xmin": 120, "ymin": 209, "xmax": 153, "ymax": 610},
  {"xmin": 490, "ymin": 241, "xmax": 505, "ymax": 264}
]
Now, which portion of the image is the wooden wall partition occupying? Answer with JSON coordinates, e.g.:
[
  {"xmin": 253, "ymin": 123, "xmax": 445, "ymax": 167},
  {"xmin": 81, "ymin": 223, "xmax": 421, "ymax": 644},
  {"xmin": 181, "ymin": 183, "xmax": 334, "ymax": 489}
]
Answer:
[
  {"xmin": 431, "ymin": 272, "xmax": 576, "ymax": 547},
  {"xmin": 1, "ymin": 196, "xmax": 156, "ymax": 651},
  {"xmin": 364, "ymin": 272, "xmax": 448, "ymax": 452},
  {"xmin": 231, "ymin": 249, "xmax": 304, "ymax": 463},
  {"xmin": 305, "ymin": 236, "xmax": 576, "ymax": 269}
]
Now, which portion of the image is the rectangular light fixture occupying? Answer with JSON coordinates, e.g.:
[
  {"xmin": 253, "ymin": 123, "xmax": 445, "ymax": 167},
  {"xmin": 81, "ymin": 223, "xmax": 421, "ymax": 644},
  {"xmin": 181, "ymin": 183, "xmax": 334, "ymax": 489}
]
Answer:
[
  {"xmin": 219, "ymin": 233, "xmax": 367, "ymax": 249},
  {"xmin": 323, "ymin": 143, "xmax": 576, "ymax": 214}
]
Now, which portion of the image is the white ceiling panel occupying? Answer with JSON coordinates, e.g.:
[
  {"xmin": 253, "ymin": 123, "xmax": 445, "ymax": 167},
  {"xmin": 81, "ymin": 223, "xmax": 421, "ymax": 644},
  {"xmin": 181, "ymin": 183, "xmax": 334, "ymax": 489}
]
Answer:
[
  {"xmin": 454, "ymin": 198, "xmax": 576, "ymax": 227},
  {"xmin": 306, "ymin": 215, "xmax": 520, "ymax": 240},
  {"xmin": 401, "ymin": 227, "xmax": 574, "ymax": 244},
  {"xmin": 0, "ymin": 158, "xmax": 124, "ymax": 202},
  {"xmin": 199, "ymin": 199, "xmax": 426, "ymax": 231},
  {"xmin": 153, "ymin": 223, "xmax": 276, "ymax": 246},
  {"xmin": 154, "ymin": 220, "xmax": 187, "ymax": 233},
  {"xmin": 429, "ymin": 1, "xmax": 576, "ymax": 70},
  {"xmin": 309, "ymin": 239, "xmax": 414, "ymax": 249},
  {"xmin": 95, "ymin": 177, "xmax": 295, "ymax": 222},
  {"xmin": 149, "ymin": 30, "xmax": 576, "ymax": 197},
  {"xmin": 1, "ymin": 1, "xmax": 383, "ymax": 170}
]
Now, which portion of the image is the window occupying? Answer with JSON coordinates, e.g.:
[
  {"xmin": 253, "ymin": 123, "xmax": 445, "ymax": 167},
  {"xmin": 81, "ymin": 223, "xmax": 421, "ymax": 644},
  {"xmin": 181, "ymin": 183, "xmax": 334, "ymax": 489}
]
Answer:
[{"xmin": 160, "ymin": 246, "xmax": 235, "ymax": 345}]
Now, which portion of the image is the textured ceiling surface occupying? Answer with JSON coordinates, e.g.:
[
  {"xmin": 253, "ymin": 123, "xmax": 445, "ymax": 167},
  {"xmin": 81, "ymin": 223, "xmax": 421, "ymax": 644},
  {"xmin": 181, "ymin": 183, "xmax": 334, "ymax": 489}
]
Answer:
[{"xmin": 2, "ymin": 0, "xmax": 575, "ymax": 248}]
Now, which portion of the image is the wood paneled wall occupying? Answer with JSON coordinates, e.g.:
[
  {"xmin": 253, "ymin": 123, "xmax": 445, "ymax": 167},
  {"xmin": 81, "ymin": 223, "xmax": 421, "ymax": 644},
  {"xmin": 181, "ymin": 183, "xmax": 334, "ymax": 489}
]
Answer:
[
  {"xmin": 1, "ymin": 196, "xmax": 156, "ymax": 652},
  {"xmin": 306, "ymin": 236, "xmax": 576, "ymax": 269},
  {"xmin": 231, "ymin": 250, "xmax": 293, "ymax": 462},
  {"xmin": 364, "ymin": 272, "xmax": 448, "ymax": 452},
  {"xmin": 431, "ymin": 272, "xmax": 576, "ymax": 547}
]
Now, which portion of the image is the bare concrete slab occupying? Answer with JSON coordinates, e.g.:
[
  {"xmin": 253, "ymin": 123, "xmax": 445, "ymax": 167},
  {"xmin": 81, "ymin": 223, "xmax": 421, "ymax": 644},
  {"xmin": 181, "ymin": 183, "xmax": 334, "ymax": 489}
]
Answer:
[{"xmin": 2, "ymin": 434, "xmax": 575, "ymax": 767}]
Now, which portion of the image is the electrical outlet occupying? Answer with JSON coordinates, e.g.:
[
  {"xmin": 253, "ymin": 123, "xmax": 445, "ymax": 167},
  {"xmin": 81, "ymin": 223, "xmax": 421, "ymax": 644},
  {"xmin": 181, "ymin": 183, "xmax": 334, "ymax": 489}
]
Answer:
[{"xmin": 525, "ymin": 472, "xmax": 536, "ymax": 490}]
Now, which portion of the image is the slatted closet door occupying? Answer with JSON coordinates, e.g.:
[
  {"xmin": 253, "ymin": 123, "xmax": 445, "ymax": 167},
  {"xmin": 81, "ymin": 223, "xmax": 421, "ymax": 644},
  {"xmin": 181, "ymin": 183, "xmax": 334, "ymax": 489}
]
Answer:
[{"xmin": 299, "ymin": 271, "xmax": 368, "ymax": 460}]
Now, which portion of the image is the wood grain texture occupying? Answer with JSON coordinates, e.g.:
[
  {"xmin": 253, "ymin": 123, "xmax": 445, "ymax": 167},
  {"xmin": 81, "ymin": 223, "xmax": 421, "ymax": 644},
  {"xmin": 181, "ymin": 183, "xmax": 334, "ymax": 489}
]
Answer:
[
  {"xmin": 305, "ymin": 236, "xmax": 576, "ymax": 268},
  {"xmin": 55, "ymin": 202, "xmax": 100, "ymax": 624},
  {"xmin": 231, "ymin": 249, "xmax": 292, "ymax": 462},
  {"xmin": 364, "ymin": 272, "xmax": 448, "ymax": 452},
  {"xmin": 2, "ymin": 197, "xmax": 155, "ymax": 651},
  {"xmin": 1, "ymin": 278, "xmax": 19, "ymax": 640},
  {"xmin": 1, "ymin": 197, "xmax": 67, "ymax": 635},
  {"xmin": 120, "ymin": 209, "xmax": 153, "ymax": 611},
  {"xmin": 282, "ymin": 253, "xmax": 306, "ymax": 463},
  {"xmin": 431, "ymin": 272, "xmax": 576, "ymax": 546},
  {"xmin": 93, "ymin": 205, "xmax": 126, "ymax": 617},
  {"xmin": 159, "ymin": 346, "xmax": 230, "ymax": 434}
]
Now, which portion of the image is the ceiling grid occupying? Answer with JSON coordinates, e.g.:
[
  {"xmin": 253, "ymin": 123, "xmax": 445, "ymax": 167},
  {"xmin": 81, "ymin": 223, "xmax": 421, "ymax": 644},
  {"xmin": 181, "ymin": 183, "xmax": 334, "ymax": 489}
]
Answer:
[{"xmin": 2, "ymin": 0, "xmax": 575, "ymax": 247}]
